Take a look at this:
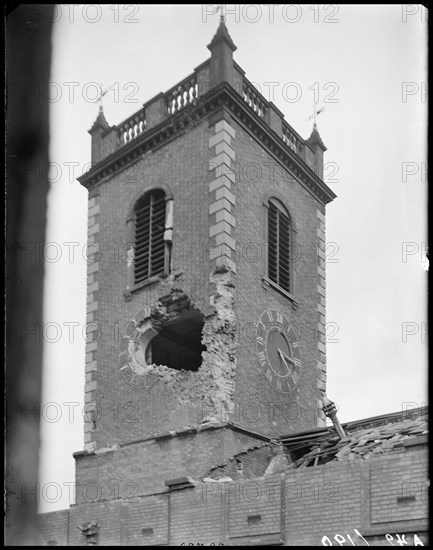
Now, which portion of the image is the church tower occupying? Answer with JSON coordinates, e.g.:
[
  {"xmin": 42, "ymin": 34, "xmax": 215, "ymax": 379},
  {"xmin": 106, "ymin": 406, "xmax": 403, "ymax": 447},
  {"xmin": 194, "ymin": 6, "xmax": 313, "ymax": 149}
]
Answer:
[{"xmin": 74, "ymin": 18, "xmax": 336, "ymax": 526}]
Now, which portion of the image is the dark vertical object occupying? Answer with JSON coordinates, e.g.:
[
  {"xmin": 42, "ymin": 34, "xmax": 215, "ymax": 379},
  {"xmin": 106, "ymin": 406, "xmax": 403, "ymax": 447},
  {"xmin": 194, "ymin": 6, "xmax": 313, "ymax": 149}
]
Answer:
[
  {"xmin": 268, "ymin": 202, "xmax": 279, "ymax": 284},
  {"xmin": 268, "ymin": 201, "xmax": 291, "ymax": 293},
  {"xmin": 134, "ymin": 190, "xmax": 166, "ymax": 283},
  {"xmin": 5, "ymin": 5, "xmax": 53, "ymax": 545},
  {"xmin": 207, "ymin": 19, "xmax": 237, "ymax": 87}
]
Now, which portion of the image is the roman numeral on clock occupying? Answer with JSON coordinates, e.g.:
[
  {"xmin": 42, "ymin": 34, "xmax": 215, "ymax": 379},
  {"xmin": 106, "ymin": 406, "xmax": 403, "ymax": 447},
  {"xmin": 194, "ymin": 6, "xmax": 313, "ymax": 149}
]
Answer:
[{"xmin": 265, "ymin": 310, "xmax": 273, "ymax": 322}]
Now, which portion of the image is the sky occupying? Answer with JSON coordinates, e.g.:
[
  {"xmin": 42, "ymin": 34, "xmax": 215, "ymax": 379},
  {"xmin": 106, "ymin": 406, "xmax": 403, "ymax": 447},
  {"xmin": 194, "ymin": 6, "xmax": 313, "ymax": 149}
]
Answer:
[{"xmin": 38, "ymin": 4, "xmax": 427, "ymax": 513}]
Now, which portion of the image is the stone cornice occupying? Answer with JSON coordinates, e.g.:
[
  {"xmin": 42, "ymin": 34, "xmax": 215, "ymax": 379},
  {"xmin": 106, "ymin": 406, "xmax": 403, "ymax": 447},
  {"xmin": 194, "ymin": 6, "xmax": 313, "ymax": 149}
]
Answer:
[
  {"xmin": 78, "ymin": 82, "xmax": 336, "ymax": 205},
  {"xmin": 72, "ymin": 420, "xmax": 270, "ymax": 461},
  {"xmin": 219, "ymin": 84, "xmax": 336, "ymax": 205}
]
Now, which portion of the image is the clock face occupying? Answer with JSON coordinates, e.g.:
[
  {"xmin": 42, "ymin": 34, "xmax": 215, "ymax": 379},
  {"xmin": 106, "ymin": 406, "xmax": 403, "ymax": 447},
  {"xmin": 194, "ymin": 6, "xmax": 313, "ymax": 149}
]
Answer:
[
  {"xmin": 118, "ymin": 313, "xmax": 159, "ymax": 390},
  {"xmin": 256, "ymin": 309, "xmax": 301, "ymax": 393}
]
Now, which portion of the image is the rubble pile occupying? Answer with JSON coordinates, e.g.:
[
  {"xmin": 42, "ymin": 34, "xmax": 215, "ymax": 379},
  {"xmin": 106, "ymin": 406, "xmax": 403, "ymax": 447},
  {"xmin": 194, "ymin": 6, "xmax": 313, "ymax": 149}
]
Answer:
[{"xmin": 291, "ymin": 414, "xmax": 428, "ymax": 468}]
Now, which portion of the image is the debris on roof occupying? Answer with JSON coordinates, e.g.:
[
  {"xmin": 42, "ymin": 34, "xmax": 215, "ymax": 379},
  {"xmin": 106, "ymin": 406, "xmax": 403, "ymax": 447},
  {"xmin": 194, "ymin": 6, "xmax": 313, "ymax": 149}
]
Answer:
[
  {"xmin": 202, "ymin": 476, "xmax": 233, "ymax": 483},
  {"xmin": 265, "ymin": 440, "xmax": 292, "ymax": 475},
  {"xmin": 200, "ymin": 407, "xmax": 428, "ymax": 480},
  {"xmin": 280, "ymin": 406, "xmax": 428, "ymax": 469},
  {"xmin": 204, "ymin": 440, "xmax": 271, "ymax": 481}
]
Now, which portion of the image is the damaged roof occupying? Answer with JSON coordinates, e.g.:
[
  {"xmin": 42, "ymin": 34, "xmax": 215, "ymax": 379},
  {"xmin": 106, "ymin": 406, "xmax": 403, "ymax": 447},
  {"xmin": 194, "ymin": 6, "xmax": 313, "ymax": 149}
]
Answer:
[{"xmin": 280, "ymin": 406, "xmax": 428, "ymax": 469}]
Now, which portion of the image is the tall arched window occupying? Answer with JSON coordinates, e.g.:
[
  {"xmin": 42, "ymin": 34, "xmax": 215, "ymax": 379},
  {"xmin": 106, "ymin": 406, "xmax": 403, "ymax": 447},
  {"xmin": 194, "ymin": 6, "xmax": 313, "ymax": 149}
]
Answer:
[
  {"xmin": 133, "ymin": 189, "xmax": 172, "ymax": 285},
  {"xmin": 267, "ymin": 198, "xmax": 292, "ymax": 293}
]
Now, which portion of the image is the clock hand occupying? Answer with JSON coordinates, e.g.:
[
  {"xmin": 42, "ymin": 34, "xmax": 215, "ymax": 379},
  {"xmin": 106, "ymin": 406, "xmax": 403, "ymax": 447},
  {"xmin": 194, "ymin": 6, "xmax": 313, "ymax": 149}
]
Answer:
[
  {"xmin": 278, "ymin": 349, "xmax": 301, "ymax": 387},
  {"xmin": 278, "ymin": 348, "xmax": 295, "ymax": 374}
]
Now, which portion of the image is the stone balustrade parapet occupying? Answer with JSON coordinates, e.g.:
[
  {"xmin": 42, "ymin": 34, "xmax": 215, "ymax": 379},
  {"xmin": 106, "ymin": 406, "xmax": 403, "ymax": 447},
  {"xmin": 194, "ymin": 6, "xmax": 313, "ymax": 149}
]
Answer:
[{"xmin": 93, "ymin": 57, "xmax": 312, "ymax": 168}]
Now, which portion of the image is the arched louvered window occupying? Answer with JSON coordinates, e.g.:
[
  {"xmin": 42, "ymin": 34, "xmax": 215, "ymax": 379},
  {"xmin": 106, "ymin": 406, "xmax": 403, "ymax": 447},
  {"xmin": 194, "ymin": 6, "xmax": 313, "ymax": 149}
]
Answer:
[
  {"xmin": 267, "ymin": 199, "xmax": 292, "ymax": 293},
  {"xmin": 134, "ymin": 189, "xmax": 169, "ymax": 284}
]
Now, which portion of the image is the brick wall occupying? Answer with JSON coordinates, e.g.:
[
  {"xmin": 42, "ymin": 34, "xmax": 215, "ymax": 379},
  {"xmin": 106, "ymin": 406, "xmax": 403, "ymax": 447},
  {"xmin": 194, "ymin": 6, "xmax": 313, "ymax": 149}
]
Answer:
[
  {"xmin": 38, "ymin": 509, "xmax": 69, "ymax": 546},
  {"xmin": 75, "ymin": 104, "xmax": 332, "ymax": 530},
  {"xmin": 74, "ymin": 426, "xmax": 267, "ymax": 505},
  {"xmin": 208, "ymin": 445, "xmax": 272, "ymax": 481},
  {"xmin": 228, "ymin": 113, "xmax": 326, "ymax": 437},
  {"xmin": 87, "ymin": 120, "xmax": 214, "ymax": 450},
  {"xmin": 82, "ymin": 104, "xmax": 328, "ymax": 452},
  {"xmin": 369, "ymin": 445, "xmax": 428, "ymax": 527},
  {"xmin": 37, "ymin": 446, "xmax": 428, "ymax": 546}
]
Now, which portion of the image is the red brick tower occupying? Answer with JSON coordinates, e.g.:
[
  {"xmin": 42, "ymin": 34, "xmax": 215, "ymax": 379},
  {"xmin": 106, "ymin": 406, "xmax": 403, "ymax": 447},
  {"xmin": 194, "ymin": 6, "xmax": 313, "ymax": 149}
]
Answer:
[{"xmin": 71, "ymin": 20, "xmax": 336, "ymax": 539}]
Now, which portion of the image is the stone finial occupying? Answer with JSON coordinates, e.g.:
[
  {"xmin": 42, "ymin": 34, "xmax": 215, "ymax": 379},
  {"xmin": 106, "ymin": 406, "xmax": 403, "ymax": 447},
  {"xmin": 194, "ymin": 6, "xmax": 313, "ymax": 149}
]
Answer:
[
  {"xmin": 207, "ymin": 21, "xmax": 237, "ymax": 87},
  {"xmin": 307, "ymin": 125, "xmax": 327, "ymax": 152},
  {"xmin": 306, "ymin": 125, "xmax": 327, "ymax": 179},
  {"xmin": 88, "ymin": 107, "xmax": 111, "ymax": 164},
  {"xmin": 207, "ymin": 20, "xmax": 237, "ymax": 52},
  {"xmin": 89, "ymin": 107, "xmax": 110, "ymax": 135}
]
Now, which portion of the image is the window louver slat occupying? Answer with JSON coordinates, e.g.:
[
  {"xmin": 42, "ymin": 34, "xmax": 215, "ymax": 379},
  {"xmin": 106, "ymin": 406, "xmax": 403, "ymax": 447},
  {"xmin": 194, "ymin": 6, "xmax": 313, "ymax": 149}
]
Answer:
[
  {"xmin": 134, "ymin": 255, "xmax": 150, "ymax": 269},
  {"xmin": 135, "ymin": 197, "xmax": 165, "ymax": 216},
  {"xmin": 135, "ymin": 231, "xmax": 150, "ymax": 244}
]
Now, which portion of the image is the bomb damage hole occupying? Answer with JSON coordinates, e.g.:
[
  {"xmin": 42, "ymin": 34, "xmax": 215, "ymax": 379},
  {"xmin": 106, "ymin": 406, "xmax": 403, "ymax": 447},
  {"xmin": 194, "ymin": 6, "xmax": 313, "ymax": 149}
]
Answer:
[{"xmin": 149, "ymin": 306, "xmax": 206, "ymax": 372}]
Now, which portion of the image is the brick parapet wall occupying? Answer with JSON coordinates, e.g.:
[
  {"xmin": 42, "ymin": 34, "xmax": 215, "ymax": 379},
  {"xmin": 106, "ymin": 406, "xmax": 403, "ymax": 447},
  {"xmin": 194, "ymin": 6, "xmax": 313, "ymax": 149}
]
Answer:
[
  {"xmin": 38, "ymin": 446, "xmax": 428, "ymax": 546},
  {"xmin": 73, "ymin": 426, "xmax": 267, "ymax": 505},
  {"xmin": 37, "ymin": 509, "xmax": 69, "ymax": 546}
]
